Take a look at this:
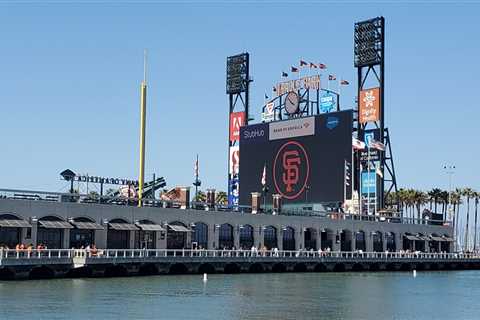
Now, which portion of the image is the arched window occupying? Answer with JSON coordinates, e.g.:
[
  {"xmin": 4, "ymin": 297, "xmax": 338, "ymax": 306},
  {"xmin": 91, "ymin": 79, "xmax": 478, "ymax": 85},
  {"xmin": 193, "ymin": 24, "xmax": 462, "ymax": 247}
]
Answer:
[
  {"xmin": 373, "ymin": 231, "xmax": 383, "ymax": 252},
  {"xmin": 0, "ymin": 214, "xmax": 26, "ymax": 248},
  {"xmin": 386, "ymin": 232, "xmax": 396, "ymax": 252},
  {"xmin": 107, "ymin": 218, "xmax": 132, "ymax": 249},
  {"xmin": 70, "ymin": 217, "xmax": 98, "ymax": 249},
  {"xmin": 321, "ymin": 229, "xmax": 334, "ymax": 250},
  {"xmin": 167, "ymin": 221, "xmax": 190, "ymax": 249},
  {"xmin": 239, "ymin": 224, "xmax": 254, "ymax": 249},
  {"xmin": 282, "ymin": 227, "xmax": 295, "ymax": 251},
  {"xmin": 341, "ymin": 229, "xmax": 352, "ymax": 251},
  {"xmin": 219, "ymin": 223, "xmax": 234, "ymax": 249},
  {"xmin": 263, "ymin": 226, "xmax": 277, "ymax": 250},
  {"xmin": 38, "ymin": 216, "xmax": 72, "ymax": 249},
  {"xmin": 192, "ymin": 222, "xmax": 208, "ymax": 249},
  {"xmin": 355, "ymin": 231, "xmax": 366, "ymax": 251},
  {"xmin": 304, "ymin": 228, "xmax": 317, "ymax": 250}
]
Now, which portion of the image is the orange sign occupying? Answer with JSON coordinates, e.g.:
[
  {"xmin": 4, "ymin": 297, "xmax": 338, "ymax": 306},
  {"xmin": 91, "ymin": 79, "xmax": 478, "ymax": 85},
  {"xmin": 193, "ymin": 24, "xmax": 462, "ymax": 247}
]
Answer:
[
  {"xmin": 229, "ymin": 111, "xmax": 245, "ymax": 141},
  {"xmin": 359, "ymin": 87, "xmax": 380, "ymax": 123}
]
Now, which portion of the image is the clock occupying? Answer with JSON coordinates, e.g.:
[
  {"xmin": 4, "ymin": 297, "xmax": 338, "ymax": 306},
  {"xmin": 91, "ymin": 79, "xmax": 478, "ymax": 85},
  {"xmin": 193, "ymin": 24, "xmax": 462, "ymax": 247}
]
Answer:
[{"xmin": 285, "ymin": 91, "xmax": 299, "ymax": 115}]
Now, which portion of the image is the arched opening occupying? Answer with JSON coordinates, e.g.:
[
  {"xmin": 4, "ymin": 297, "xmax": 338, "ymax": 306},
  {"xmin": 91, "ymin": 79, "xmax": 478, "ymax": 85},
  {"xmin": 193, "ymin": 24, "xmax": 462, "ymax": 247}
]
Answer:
[
  {"xmin": 29, "ymin": 266, "xmax": 55, "ymax": 279},
  {"xmin": 104, "ymin": 265, "xmax": 128, "ymax": 277},
  {"xmin": 38, "ymin": 216, "xmax": 73, "ymax": 249},
  {"xmin": 107, "ymin": 218, "xmax": 135, "ymax": 249},
  {"xmin": 239, "ymin": 224, "xmax": 254, "ymax": 249},
  {"xmin": 167, "ymin": 221, "xmax": 190, "ymax": 249},
  {"xmin": 429, "ymin": 234, "xmax": 441, "ymax": 253},
  {"xmin": 304, "ymin": 228, "xmax": 317, "ymax": 250},
  {"xmin": 441, "ymin": 234, "xmax": 452, "ymax": 253},
  {"xmin": 321, "ymin": 229, "xmax": 334, "ymax": 250},
  {"xmin": 403, "ymin": 233, "xmax": 416, "ymax": 251},
  {"xmin": 192, "ymin": 222, "xmax": 208, "ymax": 249},
  {"xmin": 263, "ymin": 226, "xmax": 277, "ymax": 250},
  {"xmin": 224, "ymin": 263, "xmax": 241, "ymax": 274},
  {"xmin": 198, "ymin": 263, "xmax": 216, "ymax": 274},
  {"xmin": 386, "ymin": 232, "xmax": 396, "ymax": 252},
  {"xmin": 415, "ymin": 234, "xmax": 426, "ymax": 252},
  {"xmin": 248, "ymin": 263, "xmax": 264, "ymax": 273},
  {"xmin": 169, "ymin": 263, "xmax": 188, "ymax": 274},
  {"xmin": 139, "ymin": 263, "xmax": 158, "ymax": 276},
  {"xmin": 340, "ymin": 230, "xmax": 352, "ymax": 251},
  {"xmin": 272, "ymin": 263, "xmax": 286, "ymax": 273},
  {"xmin": 219, "ymin": 223, "xmax": 234, "ymax": 249},
  {"xmin": 372, "ymin": 231, "xmax": 383, "ymax": 252},
  {"xmin": 355, "ymin": 231, "xmax": 366, "ymax": 251},
  {"xmin": 293, "ymin": 263, "xmax": 307, "ymax": 272},
  {"xmin": 135, "ymin": 219, "xmax": 163, "ymax": 249},
  {"xmin": 0, "ymin": 214, "xmax": 29, "ymax": 248},
  {"xmin": 282, "ymin": 227, "xmax": 295, "ymax": 251},
  {"xmin": 69, "ymin": 217, "xmax": 101, "ymax": 249}
]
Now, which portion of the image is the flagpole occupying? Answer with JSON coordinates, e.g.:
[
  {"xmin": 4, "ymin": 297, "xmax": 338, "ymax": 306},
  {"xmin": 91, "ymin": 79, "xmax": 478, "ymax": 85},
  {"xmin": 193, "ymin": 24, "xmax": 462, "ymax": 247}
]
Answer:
[{"xmin": 344, "ymin": 159, "xmax": 347, "ymax": 207}]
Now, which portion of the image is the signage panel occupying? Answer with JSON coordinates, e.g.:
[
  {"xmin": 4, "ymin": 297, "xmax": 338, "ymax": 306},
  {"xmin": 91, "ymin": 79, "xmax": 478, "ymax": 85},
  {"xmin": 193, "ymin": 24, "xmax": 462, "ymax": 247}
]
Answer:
[
  {"xmin": 269, "ymin": 117, "xmax": 315, "ymax": 141},
  {"xmin": 361, "ymin": 171, "xmax": 377, "ymax": 195},
  {"xmin": 229, "ymin": 111, "xmax": 245, "ymax": 141},
  {"xmin": 359, "ymin": 87, "xmax": 380, "ymax": 123},
  {"xmin": 240, "ymin": 123, "xmax": 268, "ymax": 145}
]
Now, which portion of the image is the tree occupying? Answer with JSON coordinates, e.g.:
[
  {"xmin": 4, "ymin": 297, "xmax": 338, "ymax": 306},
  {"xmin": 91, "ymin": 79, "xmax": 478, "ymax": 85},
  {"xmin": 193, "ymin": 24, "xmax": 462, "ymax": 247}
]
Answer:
[
  {"xmin": 462, "ymin": 188, "xmax": 474, "ymax": 252},
  {"xmin": 428, "ymin": 188, "xmax": 442, "ymax": 213},
  {"xmin": 473, "ymin": 191, "xmax": 479, "ymax": 251},
  {"xmin": 413, "ymin": 190, "xmax": 428, "ymax": 223}
]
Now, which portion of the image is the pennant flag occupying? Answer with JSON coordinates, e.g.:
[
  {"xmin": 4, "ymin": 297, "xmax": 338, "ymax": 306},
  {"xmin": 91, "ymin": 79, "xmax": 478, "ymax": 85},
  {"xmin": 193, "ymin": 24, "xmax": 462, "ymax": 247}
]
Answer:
[
  {"xmin": 273, "ymin": 86, "xmax": 277, "ymax": 92},
  {"xmin": 282, "ymin": 72, "xmax": 288, "ymax": 78},
  {"xmin": 328, "ymin": 74, "xmax": 336, "ymax": 81},
  {"xmin": 300, "ymin": 60, "xmax": 308, "ymax": 67},
  {"xmin": 261, "ymin": 164, "xmax": 266, "ymax": 186},
  {"xmin": 345, "ymin": 160, "xmax": 351, "ymax": 186},
  {"xmin": 352, "ymin": 137, "xmax": 366, "ymax": 150},
  {"xmin": 309, "ymin": 62, "xmax": 318, "ymax": 69},
  {"xmin": 376, "ymin": 165, "xmax": 383, "ymax": 178},
  {"xmin": 369, "ymin": 139, "xmax": 386, "ymax": 151},
  {"xmin": 340, "ymin": 80, "xmax": 349, "ymax": 85},
  {"xmin": 291, "ymin": 66, "xmax": 299, "ymax": 73},
  {"xmin": 319, "ymin": 63, "xmax": 327, "ymax": 69},
  {"xmin": 264, "ymin": 93, "xmax": 269, "ymax": 100}
]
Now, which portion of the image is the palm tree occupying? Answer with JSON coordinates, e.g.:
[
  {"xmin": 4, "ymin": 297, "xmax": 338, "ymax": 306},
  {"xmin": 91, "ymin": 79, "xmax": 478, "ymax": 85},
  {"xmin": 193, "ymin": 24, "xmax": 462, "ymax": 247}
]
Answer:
[
  {"xmin": 473, "ymin": 191, "xmax": 479, "ymax": 251},
  {"xmin": 462, "ymin": 188, "xmax": 474, "ymax": 252},
  {"xmin": 428, "ymin": 188, "xmax": 442, "ymax": 213},
  {"xmin": 452, "ymin": 188, "xmax": 463, "ymax": 251},
  {"xmin": 413, "ymin": 190, "xmax": 428, "ymax": 223}
]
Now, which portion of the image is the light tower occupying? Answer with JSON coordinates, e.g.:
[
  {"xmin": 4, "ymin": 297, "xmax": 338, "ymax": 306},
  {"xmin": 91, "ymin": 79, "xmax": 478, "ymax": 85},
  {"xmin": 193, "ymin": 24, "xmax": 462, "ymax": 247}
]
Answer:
[{"xmin": 138, "ymin": 50, "xmax": 147, "ymax": 207}]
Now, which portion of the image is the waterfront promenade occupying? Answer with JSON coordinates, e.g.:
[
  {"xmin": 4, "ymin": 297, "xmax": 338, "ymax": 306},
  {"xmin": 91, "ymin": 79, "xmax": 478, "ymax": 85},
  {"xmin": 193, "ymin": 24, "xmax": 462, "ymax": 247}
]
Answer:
[{"xmin": 1, "ymin": 248, "xmax": 479, "ymax": 280}]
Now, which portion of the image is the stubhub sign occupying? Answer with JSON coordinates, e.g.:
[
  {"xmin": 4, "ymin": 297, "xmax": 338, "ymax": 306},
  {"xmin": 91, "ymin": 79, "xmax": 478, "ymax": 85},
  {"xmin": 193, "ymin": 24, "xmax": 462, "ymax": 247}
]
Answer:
[{"xmin": 240, "ymin": 123, "xmax": 268, "ymax": 144}]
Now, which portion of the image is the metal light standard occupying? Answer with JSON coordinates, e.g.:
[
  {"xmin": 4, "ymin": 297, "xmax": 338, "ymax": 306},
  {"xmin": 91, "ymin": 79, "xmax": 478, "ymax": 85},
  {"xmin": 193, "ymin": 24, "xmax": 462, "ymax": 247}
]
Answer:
[{"xmin": 443, "ymin": 164, "xmax": 455, "ymax": 250}]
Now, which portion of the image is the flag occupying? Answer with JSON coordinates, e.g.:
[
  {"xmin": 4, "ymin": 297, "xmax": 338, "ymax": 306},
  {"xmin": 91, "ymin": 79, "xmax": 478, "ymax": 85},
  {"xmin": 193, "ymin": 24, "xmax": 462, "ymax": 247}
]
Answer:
[
  {"xmin": 328, "ymin": 74, "xmax": 336, "ymax": 81},
  {"xmin": 261, "ymin": 164, "xmax": 266, "ymax": 186},
  {"xmin": 352, "ymin": 137, "xmax": 366, "ymax": 150},
  {"xmin": 264, "ymin": 93, "xmax": 269, "ymax": 100},
  {"xmin": 291, "ymin": 66, "xmax": 299, "ymax": 73},
  {"xmin": 282, "ymin": 72, "xmax": 288, "ymax": 77},
  {"xmin": 194, "ymin": 155, "xmax": 199, "ymax": 177},
  {"xmin": 345, "ymin": 160, "xmax": 351, "ymax": 186},
  {"xmin": 300, "ymin": 60, "xmax": 308, "ymax": 67},
  {"xmin": 376, "ymin": 165, "xmax": 383, "ymax": 178},
  {"xmin": 369, "ymin": 139, "xmax": 386, "ymax": 151},
  {"xmin": 309, "ymin": 62, "xmax": 318, "ymax": 68},
  {"xmin": 340, "ymin": 80, "xmax": 349, "ymax": 85},
  {"xmin": 319, "ymin": 63, "xmax": 327, "ymax": 69},
  {"xmin": 273, "ymin": 86, "xmax": 277, "ymax": 92}
]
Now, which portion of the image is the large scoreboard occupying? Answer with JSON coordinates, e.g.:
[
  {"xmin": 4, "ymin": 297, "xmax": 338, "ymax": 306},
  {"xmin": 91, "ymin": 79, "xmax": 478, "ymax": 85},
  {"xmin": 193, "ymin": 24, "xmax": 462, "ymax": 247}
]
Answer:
[{"xmin": 238, "ymin": 110, "xmax": 353, "ymax": 206}]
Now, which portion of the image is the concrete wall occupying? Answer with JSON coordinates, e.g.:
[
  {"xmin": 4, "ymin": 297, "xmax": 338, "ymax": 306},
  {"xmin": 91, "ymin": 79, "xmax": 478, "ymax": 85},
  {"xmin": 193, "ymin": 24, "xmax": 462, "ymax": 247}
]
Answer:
[{"xmin": 0, "ymin": 199, "xmax": 453, "ymax": 252}]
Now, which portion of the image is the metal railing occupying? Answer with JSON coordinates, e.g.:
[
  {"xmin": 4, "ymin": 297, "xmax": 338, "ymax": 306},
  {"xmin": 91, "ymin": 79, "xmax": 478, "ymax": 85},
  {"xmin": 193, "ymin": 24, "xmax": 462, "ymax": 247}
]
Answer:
[
  {"xmin": 0, "ymin": 188, "xmax": 450, "ymax": 226},
  {"xmin": 1, "ymin": 249, "xmax": 478, "ymax": 261}
]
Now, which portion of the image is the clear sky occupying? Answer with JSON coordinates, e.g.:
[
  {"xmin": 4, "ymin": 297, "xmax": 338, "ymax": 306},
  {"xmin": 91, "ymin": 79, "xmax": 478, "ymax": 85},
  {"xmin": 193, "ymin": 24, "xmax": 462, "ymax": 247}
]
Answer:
[{"xmin": 1, "ymin": 1, "xmax": 479, "ymax": 195}]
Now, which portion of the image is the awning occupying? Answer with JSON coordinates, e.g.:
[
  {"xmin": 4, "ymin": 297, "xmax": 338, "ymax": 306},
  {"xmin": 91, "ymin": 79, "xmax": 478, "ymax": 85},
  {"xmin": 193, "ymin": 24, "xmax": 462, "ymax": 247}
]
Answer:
[
  {"xmin": 72, "ymin": 222, "xmax": 104, "ymax": 230},
  {"xmin": 430, "ymin": 236, "xmax": 445, "ymax": 242},
  {"xmin": 136, "ymin": 223, "xmax": 165, "ymax": 231},
  {"xmin": 39, "ymin": 220, "xmax": 74, "ymax": 229},
  {"xmin": 108, "ymin": 223, "xmax": 139, "ymax": 231},
  {"xmin": 404, "ymin": 235, "xmax": 419, "ymax": 241},
  {"xmin": 168, "ymin": 224, "xmax": 191, "ymax": 232},
  {"xmin": 443, "ymin": 236, "xmax": 455, "ymax": 242},
  {"xmin": 0, "ymin": 219, "xmax": 31, "ymax": 228},
  {"xmin": 416, "ymin": 235, "xmax": 429, "ymax": 241}
]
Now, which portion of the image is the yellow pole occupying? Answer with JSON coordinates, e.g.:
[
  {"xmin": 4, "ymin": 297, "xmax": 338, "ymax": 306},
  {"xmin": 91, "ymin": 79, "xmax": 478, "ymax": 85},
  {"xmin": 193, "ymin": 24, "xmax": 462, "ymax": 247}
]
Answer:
[{"xmin": 138, "ymin": 52, "xmax": 147, "ymax": 207}]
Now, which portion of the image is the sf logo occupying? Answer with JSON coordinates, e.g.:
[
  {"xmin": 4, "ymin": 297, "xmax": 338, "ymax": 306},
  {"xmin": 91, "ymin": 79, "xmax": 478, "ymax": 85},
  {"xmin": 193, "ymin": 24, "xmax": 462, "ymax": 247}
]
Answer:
[{"xmin": 273, "ymin": 141, "xmax": 310, "ymax": 200}]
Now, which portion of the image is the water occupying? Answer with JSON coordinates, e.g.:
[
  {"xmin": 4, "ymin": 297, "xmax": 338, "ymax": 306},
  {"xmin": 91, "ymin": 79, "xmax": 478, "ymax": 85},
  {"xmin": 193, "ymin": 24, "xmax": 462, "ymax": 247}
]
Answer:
[{"xmin": 0, "ymin": 271, "xmax": 479, "ymax": 320}]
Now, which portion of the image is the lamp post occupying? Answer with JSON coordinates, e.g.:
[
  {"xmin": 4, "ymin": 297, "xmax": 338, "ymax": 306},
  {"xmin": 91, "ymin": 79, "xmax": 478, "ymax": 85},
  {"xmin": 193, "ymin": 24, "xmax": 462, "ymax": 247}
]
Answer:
[{"xmin": 443, "ymin": 165, "xmax": 455, "ymax": 221}]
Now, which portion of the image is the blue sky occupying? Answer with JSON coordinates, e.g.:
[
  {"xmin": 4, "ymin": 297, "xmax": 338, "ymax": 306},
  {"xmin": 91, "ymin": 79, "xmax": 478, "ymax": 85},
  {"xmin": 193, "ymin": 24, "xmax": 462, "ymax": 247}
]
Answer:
[{"xmin": 0, "ymin": 2, "xmax": 479, "ymax": 194}]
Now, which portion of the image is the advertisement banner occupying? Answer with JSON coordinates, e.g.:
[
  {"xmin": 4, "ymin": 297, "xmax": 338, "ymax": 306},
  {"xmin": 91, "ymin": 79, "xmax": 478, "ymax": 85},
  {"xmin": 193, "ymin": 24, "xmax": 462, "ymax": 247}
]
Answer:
[
  {"xmin": 320, "ymin": 93, "xmax": 335, "ymax": 113},
  {"xmin": 361, "ymin": 171, "xmax": 377, "ymax": 195},
  {"xmin": 261, "ymin": 102, "xmax": 275, "ymax": 122},
  {"xmin": 269, "ymin": 116, "xmax": 315, "ymax": 141},
  {"xmin": 229, "ymin": 146, "xmax": 240, "ymax": 175},
  {"xmin": 229, "ymin": 111, "xmax": 245, "ymax": 141},
  {"xmin": 359, "ymin": 129, "xmax": 381, "ymax": 162},
  {"xmin": 240, "ymin": 123, "xmax": 268, "ymax": 145},
  {"xmin": 359, "ymin": 87, "xmax": 380, "ymax": 123}
]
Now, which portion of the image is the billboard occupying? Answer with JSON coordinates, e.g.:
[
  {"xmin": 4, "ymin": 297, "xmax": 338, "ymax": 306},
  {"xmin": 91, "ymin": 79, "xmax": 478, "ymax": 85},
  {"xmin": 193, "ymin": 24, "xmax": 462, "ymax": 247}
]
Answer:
[
  {"xmin": 229, "ymin": 111, "xmax": 245, "ymax": 141},
  {"xmin": 359, "ymin": 128, "xmax": 381, "ymax": 162},
  {"xmin": 239, "ymin": 111, "xmax": 353, "ymax": 205},
  {"xmin": 359, "ymin": 87, "xmax": 380, "ymax": 123}
]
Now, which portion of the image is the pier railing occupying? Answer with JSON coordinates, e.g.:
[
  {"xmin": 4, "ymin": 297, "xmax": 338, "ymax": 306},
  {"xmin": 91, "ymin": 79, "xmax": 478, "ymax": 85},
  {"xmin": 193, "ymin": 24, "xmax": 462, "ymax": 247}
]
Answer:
[{"xmin": 1, "ymin": 249, "xmax": 478, "ymax": 261}]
